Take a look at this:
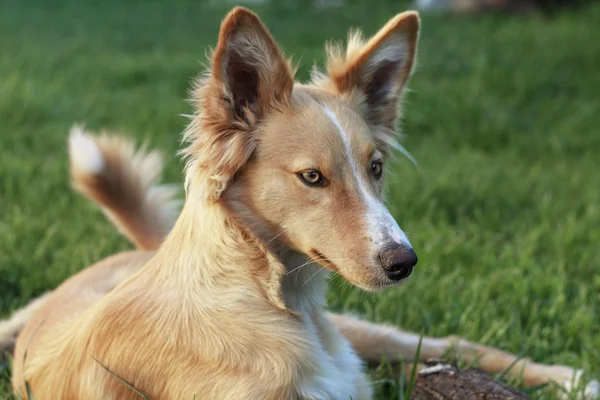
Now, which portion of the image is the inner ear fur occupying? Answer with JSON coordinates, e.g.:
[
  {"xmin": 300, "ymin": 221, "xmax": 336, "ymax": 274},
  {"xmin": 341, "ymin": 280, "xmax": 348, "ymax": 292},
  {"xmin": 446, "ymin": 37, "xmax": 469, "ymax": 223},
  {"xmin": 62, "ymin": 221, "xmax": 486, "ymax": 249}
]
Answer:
[
  {"xmin": 323, "ymin": 12, "xmax": 420, "ymax": 130},
  {"xmin": 211, "ymin": 7, "xmax": 295, "ymax": 123},
  {"xmin": 182, "ymin": 7, "xmax": 294, "ymax": 201}
]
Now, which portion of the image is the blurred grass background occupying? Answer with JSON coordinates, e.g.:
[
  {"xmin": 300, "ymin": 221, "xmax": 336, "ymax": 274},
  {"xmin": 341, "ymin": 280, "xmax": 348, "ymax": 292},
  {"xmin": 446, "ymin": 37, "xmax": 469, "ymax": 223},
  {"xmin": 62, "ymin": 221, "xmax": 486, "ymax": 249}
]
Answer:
[{"xmin": 0, "ymin": 0, "xmax": 599, "ymax": 398}]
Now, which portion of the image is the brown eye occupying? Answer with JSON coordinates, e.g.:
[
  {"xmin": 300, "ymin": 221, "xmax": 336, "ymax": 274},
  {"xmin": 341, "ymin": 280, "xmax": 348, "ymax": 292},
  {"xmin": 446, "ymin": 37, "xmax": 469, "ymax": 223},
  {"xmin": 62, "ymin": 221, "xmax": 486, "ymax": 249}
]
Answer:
[
  {"xmin": 298, "ymin": 170, "xmax": 325, "ymax": 186},
  {"xmin": 372, "ymin": 160, "xmax": 383, "ymax": 180}
]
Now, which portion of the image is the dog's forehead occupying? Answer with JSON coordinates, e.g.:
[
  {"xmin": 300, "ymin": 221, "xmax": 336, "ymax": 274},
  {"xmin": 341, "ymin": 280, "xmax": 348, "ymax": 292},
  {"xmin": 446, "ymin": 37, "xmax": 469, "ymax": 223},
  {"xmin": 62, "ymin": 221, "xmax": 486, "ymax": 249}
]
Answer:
[{"xmin": 260, "ymin": 89, "xmax": 374, "ymax": 165}]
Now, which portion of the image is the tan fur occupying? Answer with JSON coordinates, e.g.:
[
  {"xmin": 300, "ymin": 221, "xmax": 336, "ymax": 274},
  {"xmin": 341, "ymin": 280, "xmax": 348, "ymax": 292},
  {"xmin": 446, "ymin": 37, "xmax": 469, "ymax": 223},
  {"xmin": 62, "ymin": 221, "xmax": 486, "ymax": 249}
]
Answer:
[
  {"xmin": 7, "ymin": 6, "xmax": 598, "ymax": 400},
  {"xmin": 0, "ymin": 293, "xmax": 50, "ymax": 361}
]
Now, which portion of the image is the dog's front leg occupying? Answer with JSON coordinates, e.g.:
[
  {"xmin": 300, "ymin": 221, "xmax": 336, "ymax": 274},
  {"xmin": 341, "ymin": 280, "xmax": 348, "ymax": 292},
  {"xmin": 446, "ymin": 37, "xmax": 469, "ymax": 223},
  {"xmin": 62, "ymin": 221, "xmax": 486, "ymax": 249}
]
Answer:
[{"xmin": 327, "ymin": 312, "xmax": 599, "ymax": 397}]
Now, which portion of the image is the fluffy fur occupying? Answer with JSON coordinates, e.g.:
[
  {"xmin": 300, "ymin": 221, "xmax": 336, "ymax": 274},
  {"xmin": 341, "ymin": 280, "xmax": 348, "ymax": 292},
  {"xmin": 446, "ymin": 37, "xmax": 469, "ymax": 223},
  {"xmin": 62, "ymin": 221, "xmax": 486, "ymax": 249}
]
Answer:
[
  {"xmin": 3, "ymin": 7, "xmax": 598, "ymax": 400},
  {"xmin": 69, "ymin": 125, "xmax": 180, "ymax": 250}
]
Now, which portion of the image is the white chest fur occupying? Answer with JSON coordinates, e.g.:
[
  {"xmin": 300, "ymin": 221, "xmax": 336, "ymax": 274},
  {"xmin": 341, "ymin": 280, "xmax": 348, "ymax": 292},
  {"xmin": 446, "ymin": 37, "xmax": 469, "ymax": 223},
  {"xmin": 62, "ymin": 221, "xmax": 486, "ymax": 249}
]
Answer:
[{"xmin": 282, "ymin": 259, "xmax": 372, "ymax": 400}]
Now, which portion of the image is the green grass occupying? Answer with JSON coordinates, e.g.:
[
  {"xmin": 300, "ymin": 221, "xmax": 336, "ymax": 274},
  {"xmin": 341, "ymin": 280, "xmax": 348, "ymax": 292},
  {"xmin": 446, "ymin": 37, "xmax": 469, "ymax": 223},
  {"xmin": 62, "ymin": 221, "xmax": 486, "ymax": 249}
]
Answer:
[{"xmin": 1, "ymin": 0, "xmax": 599, "ymax": 398}]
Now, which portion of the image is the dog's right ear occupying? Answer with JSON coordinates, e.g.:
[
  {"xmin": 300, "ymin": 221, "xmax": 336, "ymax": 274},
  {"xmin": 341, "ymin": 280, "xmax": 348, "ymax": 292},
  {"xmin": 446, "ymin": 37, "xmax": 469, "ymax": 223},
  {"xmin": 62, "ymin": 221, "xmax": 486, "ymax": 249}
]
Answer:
[
  {"xmin": 211, "ymin": 7, "xmax": 294, "ymax": 124},
  {"xmin": 184, "ymin": 7, "xmax": 294, "ymax": 200}
]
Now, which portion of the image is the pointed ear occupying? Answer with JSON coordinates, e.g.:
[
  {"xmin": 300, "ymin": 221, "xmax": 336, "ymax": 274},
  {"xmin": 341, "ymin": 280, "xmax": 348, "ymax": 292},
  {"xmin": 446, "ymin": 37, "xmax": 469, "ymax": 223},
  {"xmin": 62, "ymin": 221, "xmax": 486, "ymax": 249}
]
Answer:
[
  {"xmin": 184, "ymin": 7, "xmax": 295, "ymax": 201},
  {"xmin": 211, "ymin": 7, "xmax": 294, "ymax": 123},
  {"xmin": 326, "ymin": 12, "xmax": 420, "ymax": 130}
]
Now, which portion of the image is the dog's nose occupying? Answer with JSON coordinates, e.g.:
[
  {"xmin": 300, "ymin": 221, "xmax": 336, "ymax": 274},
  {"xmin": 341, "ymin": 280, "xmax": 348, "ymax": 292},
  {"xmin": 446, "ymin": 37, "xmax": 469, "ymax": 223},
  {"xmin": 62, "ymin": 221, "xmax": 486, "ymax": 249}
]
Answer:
[{"xmin": 379, "ymin": 245, "xmax": 418, "ymax": 281}]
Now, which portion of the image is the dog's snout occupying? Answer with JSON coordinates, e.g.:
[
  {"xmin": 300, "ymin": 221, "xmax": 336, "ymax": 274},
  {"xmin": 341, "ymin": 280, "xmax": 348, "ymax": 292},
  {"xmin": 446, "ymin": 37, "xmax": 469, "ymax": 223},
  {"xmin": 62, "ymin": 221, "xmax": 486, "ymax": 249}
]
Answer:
[{"xmin": 379, "ymin": 244, "xmax": 418, "ymax": 281}]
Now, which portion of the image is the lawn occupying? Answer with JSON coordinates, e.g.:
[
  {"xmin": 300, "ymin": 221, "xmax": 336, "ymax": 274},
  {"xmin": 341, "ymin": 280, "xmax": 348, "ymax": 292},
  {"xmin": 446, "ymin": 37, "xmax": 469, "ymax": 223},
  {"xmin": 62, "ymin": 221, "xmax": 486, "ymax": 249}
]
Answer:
[{"xmin": 1, "ymin": 0, "xmax": 599, "ymax": 398}]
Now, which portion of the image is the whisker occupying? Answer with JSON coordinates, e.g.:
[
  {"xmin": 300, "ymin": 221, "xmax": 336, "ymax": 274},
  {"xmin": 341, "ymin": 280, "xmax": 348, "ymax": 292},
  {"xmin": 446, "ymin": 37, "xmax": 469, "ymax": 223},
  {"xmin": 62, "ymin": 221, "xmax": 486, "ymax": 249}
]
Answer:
[
  {"xmin": 301, "ymin": 258, "xmax": 348, "ymax": 286},
  {"xmin": 265, "ymin": 229, "xmax": 288, "ymax": 246},
  {"xmin": 286, "ymin": 259, "xmax": 325, "ymax": 275},
  {"xmin": 392, "ymin": 141, "xmax": 420, "ymax": 171},
  {"xmin": 285, "ymin": 257, "xmax": 348, "ymax": 276},
  {"xmin": 359, "ymin": 288, "xmax": 366, "ymax": 303},
  {"xmin": 279, "ymin": 235, "xmax": 289, "ymax": 252},
  {"xmin": 295, "ymin": 258, "xmax": 345, "ymax": 286},
  {"xmin": 303, "ymin": 264, "xmax": 329, "ymax": 286}
]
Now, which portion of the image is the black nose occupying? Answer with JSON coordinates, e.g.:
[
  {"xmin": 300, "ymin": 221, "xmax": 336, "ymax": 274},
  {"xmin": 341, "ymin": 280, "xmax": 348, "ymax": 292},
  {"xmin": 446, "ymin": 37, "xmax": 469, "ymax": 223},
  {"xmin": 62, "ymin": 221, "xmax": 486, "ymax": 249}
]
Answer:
[{"xmin": 379, "ymin": 245, "xmax": 418, "ymax": 281}]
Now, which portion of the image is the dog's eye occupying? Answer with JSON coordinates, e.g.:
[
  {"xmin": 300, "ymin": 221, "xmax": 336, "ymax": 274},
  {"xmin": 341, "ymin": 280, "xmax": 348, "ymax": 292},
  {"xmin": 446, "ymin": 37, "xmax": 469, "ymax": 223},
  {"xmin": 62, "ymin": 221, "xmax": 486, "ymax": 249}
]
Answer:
[
  {"xmin": 298, "ymin": 169, "xmax": 325, "ymax": 186},
  {"xmin": 371, "ymin": 160, "xmax": 383, "ymax": 180}
]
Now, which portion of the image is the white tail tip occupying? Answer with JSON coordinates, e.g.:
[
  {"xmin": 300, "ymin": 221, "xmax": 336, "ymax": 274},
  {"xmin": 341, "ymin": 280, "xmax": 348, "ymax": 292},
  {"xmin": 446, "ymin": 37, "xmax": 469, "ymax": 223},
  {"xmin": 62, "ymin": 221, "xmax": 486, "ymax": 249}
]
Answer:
[{"xmin": 68, "ymin": 125, "xmax": 104, "ymax": 175}]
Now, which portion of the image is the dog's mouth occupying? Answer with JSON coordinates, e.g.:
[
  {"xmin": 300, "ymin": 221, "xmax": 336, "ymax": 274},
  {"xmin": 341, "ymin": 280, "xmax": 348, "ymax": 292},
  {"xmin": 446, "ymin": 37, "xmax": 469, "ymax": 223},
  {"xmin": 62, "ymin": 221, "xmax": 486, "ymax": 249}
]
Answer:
[{"xmin": 309, "ymin": 249, "xmax": 339, "ymax": 272}]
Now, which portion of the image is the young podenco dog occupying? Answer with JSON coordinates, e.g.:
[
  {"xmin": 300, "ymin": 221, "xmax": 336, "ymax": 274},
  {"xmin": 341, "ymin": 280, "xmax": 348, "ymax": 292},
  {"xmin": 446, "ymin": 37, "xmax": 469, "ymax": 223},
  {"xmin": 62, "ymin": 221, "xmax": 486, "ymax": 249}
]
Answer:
[{"xmin": 4, "ymin": 6, "xmax": 598, "ymax": 399}]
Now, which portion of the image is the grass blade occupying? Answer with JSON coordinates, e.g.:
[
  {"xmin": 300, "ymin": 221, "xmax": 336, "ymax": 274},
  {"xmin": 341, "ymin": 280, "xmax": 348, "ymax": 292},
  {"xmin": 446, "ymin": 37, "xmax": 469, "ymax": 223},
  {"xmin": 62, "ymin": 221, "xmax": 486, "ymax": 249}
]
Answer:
[
  {"xmin": 404, "ymin": 334, "xmax": 423, "ymax": 399},
  {"xmin": 496, "ymin": 353, "xmax": 525, "ymax": 382},
  {"xmin": 24, "ymin": 381, "xmax": 34, "ymax": 400},
  {"xmin": 93, "ymin": 357, "xmax": 149, "ymax": 400}
]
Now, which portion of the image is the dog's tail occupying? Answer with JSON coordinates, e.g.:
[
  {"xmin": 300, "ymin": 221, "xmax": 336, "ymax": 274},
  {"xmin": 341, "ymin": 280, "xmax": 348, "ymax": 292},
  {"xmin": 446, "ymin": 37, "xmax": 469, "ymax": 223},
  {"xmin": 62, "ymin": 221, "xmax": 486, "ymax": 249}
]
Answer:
[
  {"xmin": 68, "ymin": 125, "xmax": 180, "ymax": 251},
  {"xmin": 0, "ymin": 128, "xmax": 179, "ymax": 361}
]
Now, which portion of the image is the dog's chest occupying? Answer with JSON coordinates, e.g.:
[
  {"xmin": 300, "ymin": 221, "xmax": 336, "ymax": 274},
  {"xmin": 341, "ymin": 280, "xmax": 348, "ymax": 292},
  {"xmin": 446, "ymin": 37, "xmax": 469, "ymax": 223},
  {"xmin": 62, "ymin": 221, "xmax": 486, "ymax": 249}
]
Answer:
[
  {"xmin": 282, "ymin": 265, "xmax": 372, "ymax": 399},
  {"xmin": 297, "ymin": 319, "xmax": 372, "ymax": 400}
]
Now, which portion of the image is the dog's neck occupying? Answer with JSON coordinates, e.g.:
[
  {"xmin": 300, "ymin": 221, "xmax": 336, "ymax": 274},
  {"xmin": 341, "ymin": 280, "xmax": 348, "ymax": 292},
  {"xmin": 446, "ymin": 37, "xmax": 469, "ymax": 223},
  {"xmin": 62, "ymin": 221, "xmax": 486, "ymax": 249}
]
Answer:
[
  {"xmin": 151, "ymin": 192, "xmax": 328, "ymax": 314},
  {"xmin": 279, "ymin": 249, "xmax": 330, "ymax": 313}
]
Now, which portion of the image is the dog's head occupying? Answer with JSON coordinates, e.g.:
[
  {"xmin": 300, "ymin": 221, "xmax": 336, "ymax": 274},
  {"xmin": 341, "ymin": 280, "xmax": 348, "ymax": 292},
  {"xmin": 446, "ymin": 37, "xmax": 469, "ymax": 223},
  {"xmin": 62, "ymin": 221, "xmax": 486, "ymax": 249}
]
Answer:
[{"xmin": 184, "ymin": 7, "xmax": 420, "ymax": 291}]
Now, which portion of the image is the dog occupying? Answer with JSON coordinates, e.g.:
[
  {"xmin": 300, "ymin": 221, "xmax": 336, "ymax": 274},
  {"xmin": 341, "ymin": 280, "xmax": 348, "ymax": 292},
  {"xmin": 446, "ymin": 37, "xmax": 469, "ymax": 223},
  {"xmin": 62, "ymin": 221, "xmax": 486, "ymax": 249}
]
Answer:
[{"xmin": 2, "ymin": 6, "xmax": 598, "ymax": 399}]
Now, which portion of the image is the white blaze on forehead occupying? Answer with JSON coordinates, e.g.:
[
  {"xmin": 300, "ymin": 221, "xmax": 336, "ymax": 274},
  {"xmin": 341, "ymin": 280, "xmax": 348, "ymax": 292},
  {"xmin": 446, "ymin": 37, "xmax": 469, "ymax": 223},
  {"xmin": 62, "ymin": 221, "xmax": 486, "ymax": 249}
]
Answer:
[{"xmin": 319, "ymin": 105, "xmax": 412, "ymax": 249}]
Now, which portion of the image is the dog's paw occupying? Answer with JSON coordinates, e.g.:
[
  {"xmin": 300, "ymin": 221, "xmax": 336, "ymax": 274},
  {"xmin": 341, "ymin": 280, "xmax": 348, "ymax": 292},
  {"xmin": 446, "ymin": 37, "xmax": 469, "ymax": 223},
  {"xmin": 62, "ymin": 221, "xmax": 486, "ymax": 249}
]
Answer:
[{"xmin": 561, "ymin": 370, "xmax": 600, "ymax": 400}]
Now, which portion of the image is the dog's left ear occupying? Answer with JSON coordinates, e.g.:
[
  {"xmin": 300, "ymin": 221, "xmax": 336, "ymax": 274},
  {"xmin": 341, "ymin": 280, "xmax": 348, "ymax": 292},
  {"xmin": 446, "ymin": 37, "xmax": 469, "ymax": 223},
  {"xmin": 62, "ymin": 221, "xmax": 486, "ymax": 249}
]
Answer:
[{"xmin": 323, "ymin": 12, "xmax": 420, "ymax": 149}]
